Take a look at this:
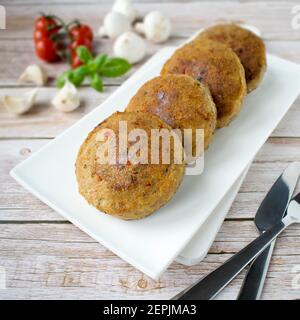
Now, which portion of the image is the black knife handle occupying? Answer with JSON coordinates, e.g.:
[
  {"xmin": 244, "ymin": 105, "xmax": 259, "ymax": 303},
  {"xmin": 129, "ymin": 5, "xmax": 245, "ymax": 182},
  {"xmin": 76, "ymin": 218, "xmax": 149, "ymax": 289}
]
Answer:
[
  {"xmin": 177, "ymin": 221, "xmax": 286, "ymax": 300},
  {"xmin": 237, "ymin": 240, "xmax": 275, "ymax": 300}
]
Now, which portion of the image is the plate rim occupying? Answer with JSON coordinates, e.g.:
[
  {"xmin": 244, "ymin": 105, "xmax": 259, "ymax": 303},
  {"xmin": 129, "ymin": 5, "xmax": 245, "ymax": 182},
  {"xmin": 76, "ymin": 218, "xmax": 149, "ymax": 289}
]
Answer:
[{"xmin": 10, "ymin": 50, "xmax": 300, "ymax": 279}]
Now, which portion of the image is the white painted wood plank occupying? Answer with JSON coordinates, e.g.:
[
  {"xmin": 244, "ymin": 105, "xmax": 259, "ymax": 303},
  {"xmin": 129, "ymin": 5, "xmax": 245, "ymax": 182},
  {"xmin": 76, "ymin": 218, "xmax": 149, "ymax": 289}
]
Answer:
[
  {"xmin": 1, "ymin": 2, "xmax": 299, "ymax": 40},
  {"xmin": 0, "ymin": 222, "xmax": 299, "ymax": 299},
  {"xmin": 1, "ymin": 0, "xmax": 240, "ymax": 4},
  {"xmin": 0, "ymin": 37, "xmax": 182, "ymax": 86}
]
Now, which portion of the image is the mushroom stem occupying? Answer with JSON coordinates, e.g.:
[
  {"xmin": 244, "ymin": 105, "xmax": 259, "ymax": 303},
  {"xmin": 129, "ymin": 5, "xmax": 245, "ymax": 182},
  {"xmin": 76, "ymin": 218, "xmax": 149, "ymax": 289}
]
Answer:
[{"xmin": 134, "ymin": 22, "xmax": 145, "ymax": 34}]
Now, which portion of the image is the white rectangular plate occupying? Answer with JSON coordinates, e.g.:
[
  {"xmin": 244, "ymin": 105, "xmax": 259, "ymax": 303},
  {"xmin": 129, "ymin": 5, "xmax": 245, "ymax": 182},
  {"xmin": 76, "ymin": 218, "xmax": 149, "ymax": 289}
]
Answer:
[
  {"xmin": 11, "ymin": 47, "xmax": 300, "ymax": 279},
  {"xmin": 176, "ymin": 164, "xmax": 250, "ymax": 265}
]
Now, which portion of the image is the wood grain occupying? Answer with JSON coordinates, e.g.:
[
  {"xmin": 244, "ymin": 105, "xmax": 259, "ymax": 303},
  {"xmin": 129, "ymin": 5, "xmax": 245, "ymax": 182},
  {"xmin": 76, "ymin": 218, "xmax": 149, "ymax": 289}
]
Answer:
[
  {"xmin": 0, "ymin": 1, "xmax": 300, "ymax": 300},
  {"xmin": 2, "ymin": 0, "xmax": 240, "ymax": 4},
  {"xmin": 0, "ymin": 222, "xmax": 299, "ymax": 300},
  {"xmin": 1, "ymin": 2, "xmax": 299, "ymax": 40},
  {"xmin": 0, "ymin": 38, "xmax": 181, "ymax": 86}
]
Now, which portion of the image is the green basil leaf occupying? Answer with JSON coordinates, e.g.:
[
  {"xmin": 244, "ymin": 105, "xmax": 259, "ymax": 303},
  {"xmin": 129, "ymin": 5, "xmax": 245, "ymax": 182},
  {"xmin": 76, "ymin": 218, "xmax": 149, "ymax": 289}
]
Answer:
[
  {"xmin": 76, "ymin": 46, "xmax": 93, "ymax": 64},
  {"xmin": 87, "ymin": 54, "xmax": 108, "ymax": 74},
  {"xmin": 69, "ymin": 71, "xmax": 85, "ymax": 87},
  {"xmin": 90, "ymin": 73, "xmax": 103, "ymax": 92},
  {"xmin": 100, "ymin": 57, "xmax": 131, "ymax": 78},
  {"xmin": 73, "ymin": 65, "xmax": 89, "ymax": 78},
  {"xmin": 56, "ymin": 69, "xmax": 85, "ymax": 88},
  {"xmin": 93, "ymin": 54, "xmax": 109, "ymax": 70},
  {"xmin": 56, "ymin": 70, "xmax": 73, "ymax": 88}
]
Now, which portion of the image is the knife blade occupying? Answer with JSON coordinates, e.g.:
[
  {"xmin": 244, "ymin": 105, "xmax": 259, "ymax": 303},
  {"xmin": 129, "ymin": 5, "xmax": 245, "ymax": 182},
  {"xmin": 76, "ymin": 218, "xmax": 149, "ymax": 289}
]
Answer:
[
  {"xmin": 237, "ymin": 161, "xmax": 300, "ymax": 299},
  {"xmin": 173, "ymin": 162, "xmax": 300, "ymax": 300},
  {"xmin": 175, "ymin": 192, "xmax": 300, "ymax": 300}
]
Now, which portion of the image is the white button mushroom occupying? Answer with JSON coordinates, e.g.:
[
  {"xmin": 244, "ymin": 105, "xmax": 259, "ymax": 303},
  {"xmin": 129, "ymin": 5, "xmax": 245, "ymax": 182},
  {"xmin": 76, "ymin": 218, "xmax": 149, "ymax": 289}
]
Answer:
[
  {"xmin": 3, "ymin": 88, "xmax": 38, "ymax": 115},
  {"xmin": 18, "ymin": 64, "xmax": 48, "ymax": 86},
  {"xmin": 113, "ymin": 31, "xmax": 146, "ymax": 64},
  {"xmin": 112, "ymin": 0, "xmax": 137, "ymax": 23},
  {"xmin": 135, "ymin": 11, "xmax": 171, "ymax": 43},
  {"xmin": 98, "ymin": 11, "xmax": 131, "ymax": 38},
  {"xmin": 52, "ymin": 80, "xmax": 80, "ymax": 112}
]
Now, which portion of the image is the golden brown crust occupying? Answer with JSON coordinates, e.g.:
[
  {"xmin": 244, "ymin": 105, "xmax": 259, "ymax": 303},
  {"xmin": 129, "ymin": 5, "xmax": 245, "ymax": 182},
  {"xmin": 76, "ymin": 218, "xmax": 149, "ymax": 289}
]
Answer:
[
  {"xmin": 195, "ymin": 24, "xmax": 266, "ymax": 92},
  {"xmin": 125, "ymin": 74, "xmax": 217, "ymax": 158},
  {"xmin": 75, "ymin": 111, "xmax": 185, "ymax": 220},
  {"xmin": 161, "ymin": 39, "xmax": 247, "ymax": 128}
]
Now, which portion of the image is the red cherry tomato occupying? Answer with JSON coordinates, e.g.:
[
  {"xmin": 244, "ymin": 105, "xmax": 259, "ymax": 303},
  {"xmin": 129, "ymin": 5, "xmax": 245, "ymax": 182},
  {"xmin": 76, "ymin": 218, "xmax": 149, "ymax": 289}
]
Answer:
[
  {"xmin": 71, "ymin": 54, "xmax": 83, "ymax": 69},
  {"xmin": 69, "ymin": 24, "xmax": 93, "ymax": 42},
  {"xmin": 70, "ymin": 37, "xmax": 92, "ymax": 68},
  {"xmin": 71, "ymin": 36, "xmax": 92, "ymax": 51},
  {"xmin": 35, "ymin": 16, "xmax": 58, "ymax": 32},
  {"xmin": 34, "ymin": 28, "xmax": 47, "ymax": 41},
  {"xmin": 34, "ymin": 16, "xmax": 61, "ymax": 38},
  {"xmin": 35, "ymin": 37, "xmax": 60, "ymax": 62},
  {"xmin": 33, "ymin": 15, "xmax": 62, "ymax": 62},
  {"xmin": 33, "ymin": 25, "xmax": 61, "ymax": 41}
]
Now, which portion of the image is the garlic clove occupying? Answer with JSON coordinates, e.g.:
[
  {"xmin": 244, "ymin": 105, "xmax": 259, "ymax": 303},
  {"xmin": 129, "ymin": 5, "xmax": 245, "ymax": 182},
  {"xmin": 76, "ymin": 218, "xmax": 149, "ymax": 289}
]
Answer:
[
  {"xmin": 3, "ymin": 88, "xmax": 38, "ymax": 115},
  {"xmin": 134, "ymin": 11, "xmax": 171, "ymax": 43},
  {"xmin": 98, "ymin": 11, "xmax": 131, "ymax": 38},
  {"xmin": 18, "ymin": 64, "xmax": 47, "ymax": 86},
  {"xmin": 52, "ymin": 80, "xmax": 80, "ymax": 112},
  {"xmin": 113, "ymin": 31, "xmax": 146, "ymax": 64},
  {"xmin": 112, "ymin": 0, "xmax": 137, "ymax": 23}
]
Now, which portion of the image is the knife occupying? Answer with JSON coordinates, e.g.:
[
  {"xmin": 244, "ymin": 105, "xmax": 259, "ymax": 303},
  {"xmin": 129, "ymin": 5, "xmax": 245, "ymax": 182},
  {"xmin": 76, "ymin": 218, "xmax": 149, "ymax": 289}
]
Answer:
[
  {"xmin": 174, "ymin": 191, "xmax": 300, "ymax": 300},
  {"xmin": 172, "ymin": 162, "xmax": 300, "ymax": 300},
  {"xmin": 237, "ymin": 162, "xmax": 300, "ymax": 299}
]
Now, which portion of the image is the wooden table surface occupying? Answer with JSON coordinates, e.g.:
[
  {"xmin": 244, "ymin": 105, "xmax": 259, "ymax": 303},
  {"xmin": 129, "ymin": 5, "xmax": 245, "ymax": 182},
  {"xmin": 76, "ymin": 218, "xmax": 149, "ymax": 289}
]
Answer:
[{"xmin": 1, "ymin": 1, "xmax": 300, "ymax": 300}]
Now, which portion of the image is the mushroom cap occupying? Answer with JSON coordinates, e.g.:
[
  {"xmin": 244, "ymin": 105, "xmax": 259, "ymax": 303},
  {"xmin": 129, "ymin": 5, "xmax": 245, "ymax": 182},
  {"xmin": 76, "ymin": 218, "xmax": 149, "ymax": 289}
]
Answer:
[
  {"xmin": 102, "ymin": 11, "xmax": 131, "ymax": 38},
  {"xmin": 112, "ymin": 0, "xmax": 137, "ymax": 23},
  {"xmin": 113, "ymin": 31, "xmax": 146, "ymax": 64},
  {"xmin": 143, "ymin": 11, "xmax": 171, "ymax": 43}
]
